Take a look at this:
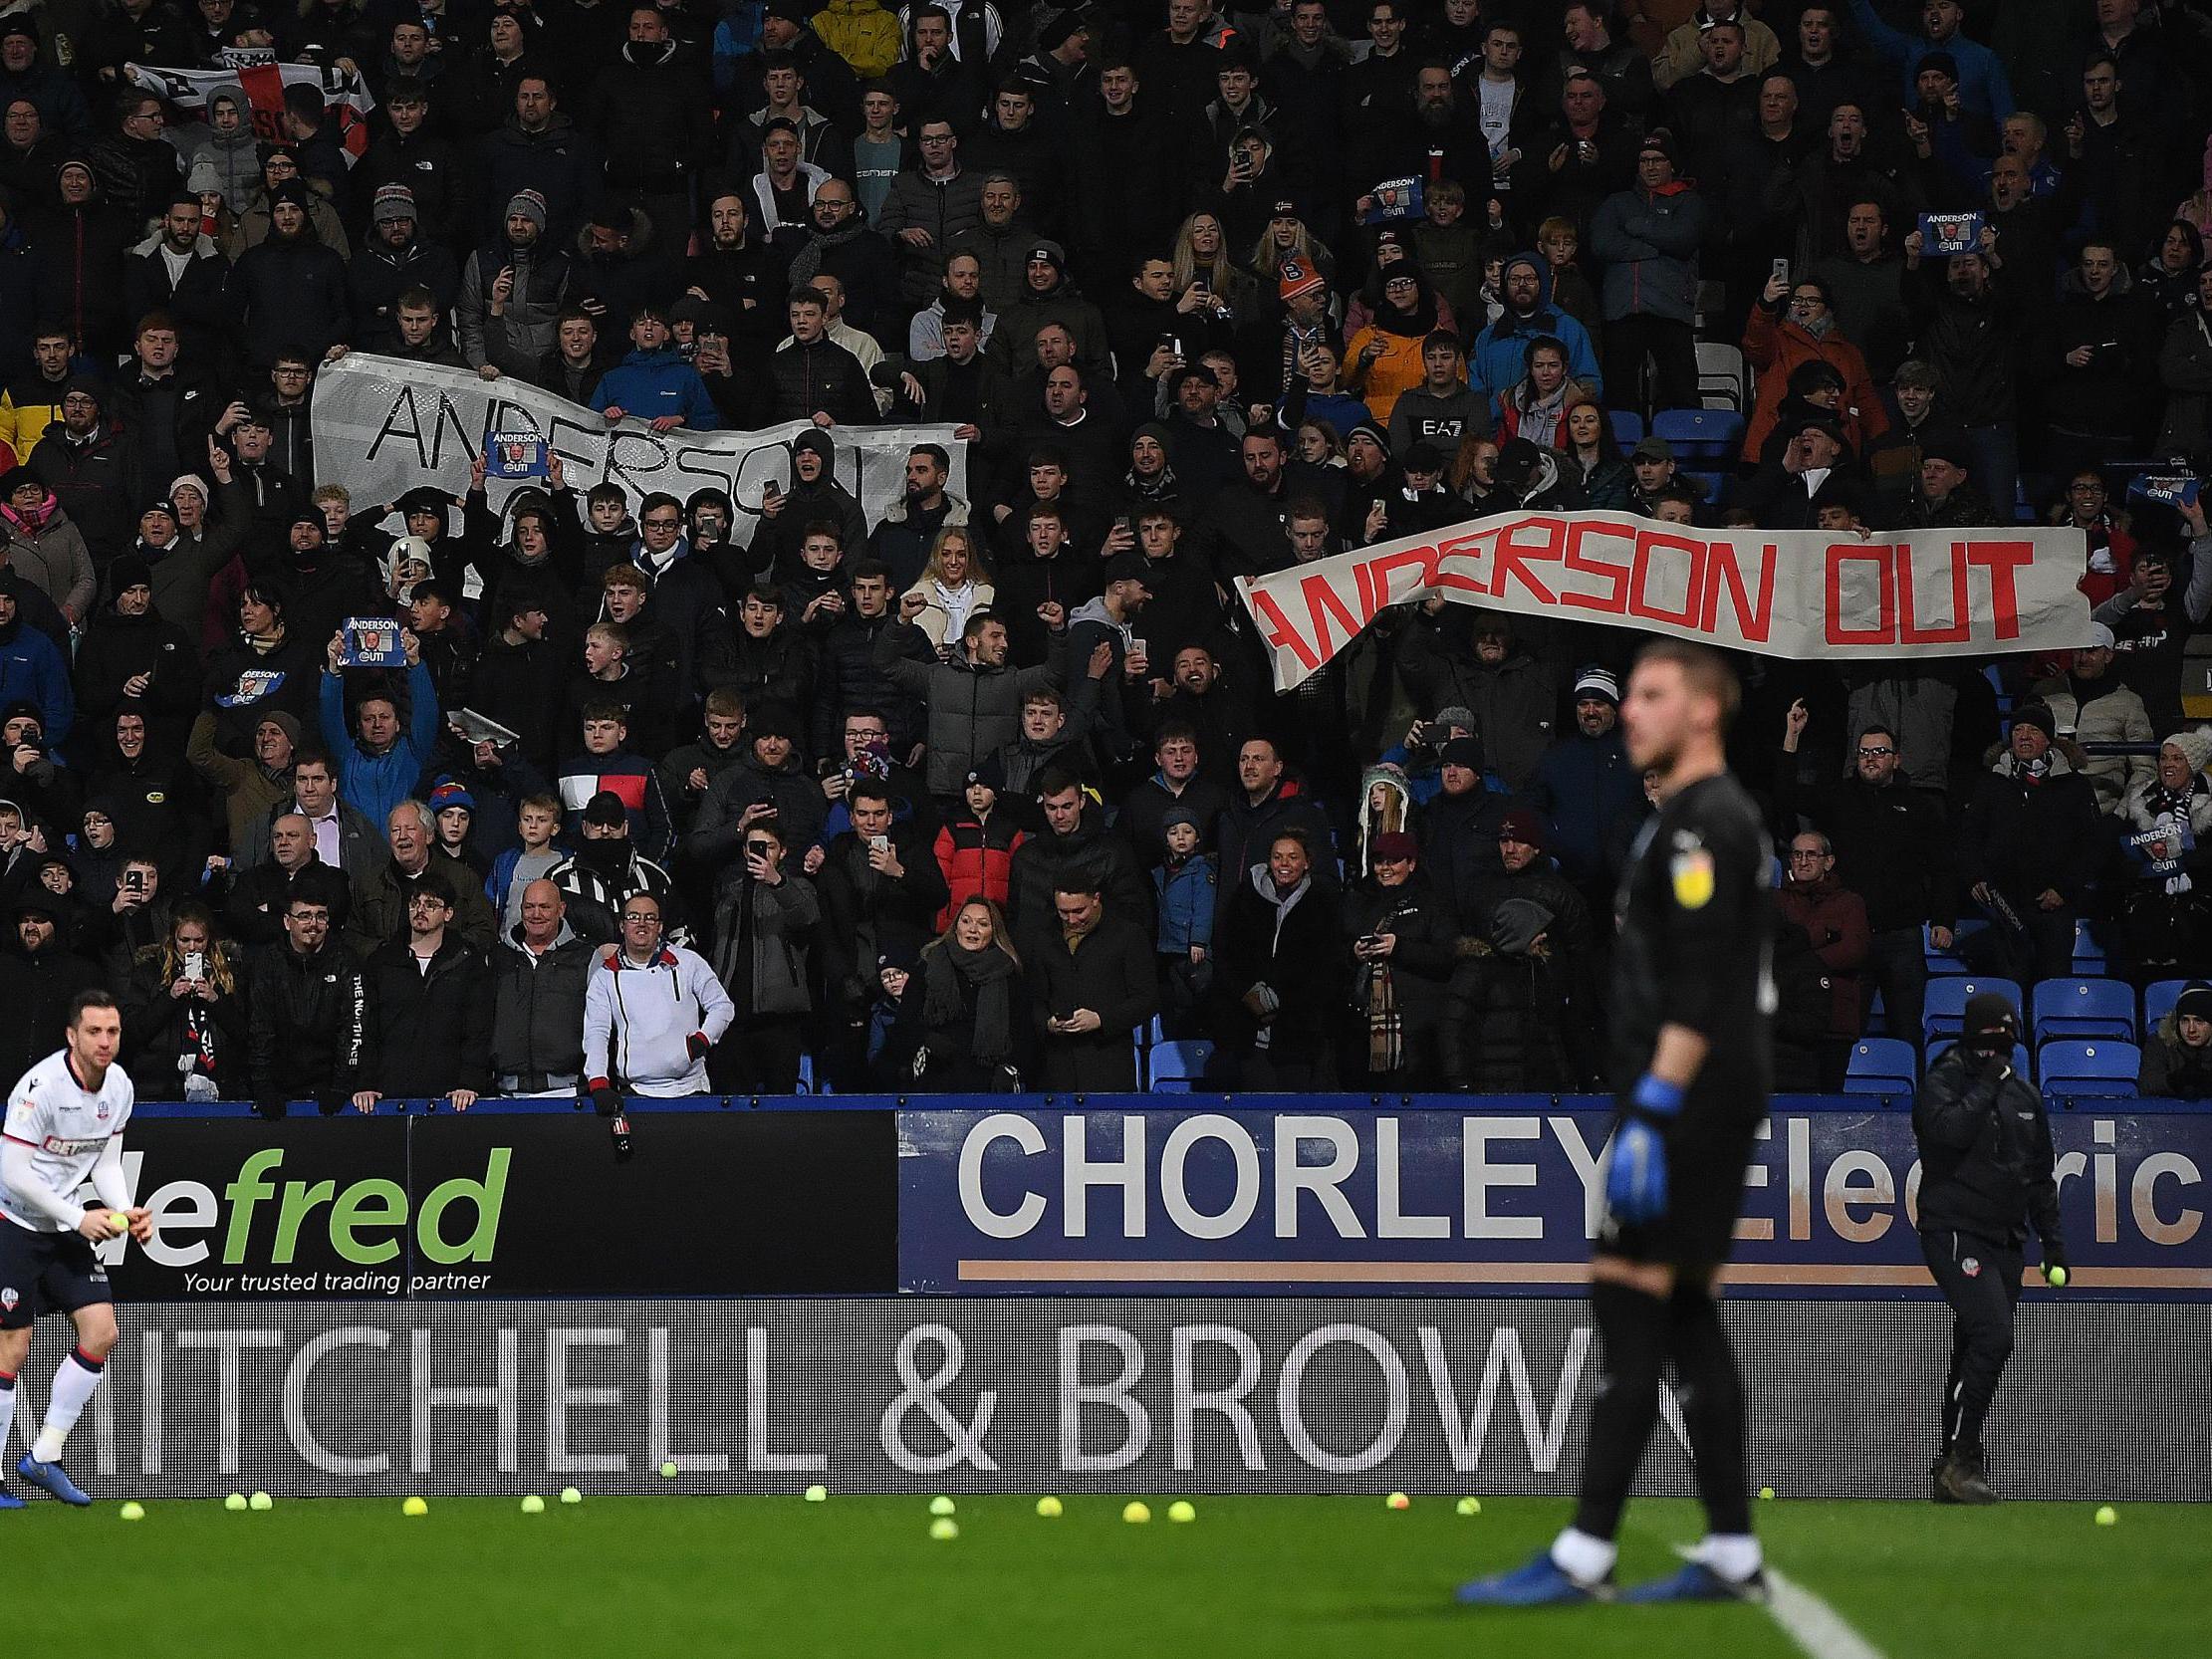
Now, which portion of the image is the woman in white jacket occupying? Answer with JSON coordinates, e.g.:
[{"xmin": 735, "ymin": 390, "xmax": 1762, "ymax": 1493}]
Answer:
[
  {"xmin": 901, "ymin": 526, "xmax": 994, "ymax": 649},
  {"xmin": 583, "ymin": 891, "xmax": 735, "ymax": 1098}
]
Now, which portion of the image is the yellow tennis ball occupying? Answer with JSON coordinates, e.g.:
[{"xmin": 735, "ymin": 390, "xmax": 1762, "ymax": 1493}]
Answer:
[
  {"xmin": 401, "ymin": 1497, "xmax": 428, "ymax": 1518},
  {"xmin": 1122, "ymin": 1501, "xmax": 1150, "ymax": 1524},
  {"xmin": 658, "ymin": 1461, "xmax": 678, "ymax": 1479},
  {"xmin": 1455, "ymin": 1497, "xmax": 1482, "ymax": 1517},
  {"xmin": 521, "ymin": 1495, "xmax": 545, "ymax": 1515},
  {"xmin": 804, "ymin": 1485, "xmax": 829, "ymax": 1503},
  {"xmin": 560, "ymin": 1487, "xmax": 583, "ymax": 1505},
  {"xmin": 929, "ymin": 1517, "xmax": 959, "ymax": 1540},
  {"xmin": 1386, "ymin": 1492, "xmax": 1410, "ymax": 1510},
  {"xmin": 2047, "ymin": 1265, "xmax": 2069, "ymax": 1288},
  {"xmin": 2094, "ymin": 1505, "xmax": 2117, "ymax": 1527},
  {"xmin": 928, "ymin": 1495, "xmax": 956, "ymax": 1517},
  {"xmin": 120, "ymin": 1501, "xmax": 145, "ymax": 1522},
  {"xmin": 1167, "ymin": 1500, "xmax": 1196, "ymax": 1523},
  {"xmin": 1035, "ymin": 1495, "xmax": 1063, "ymax": 1518},
  {"xmin": 249, "ymin": 1491, "xmax": 273, "ymax": 1512},
  {"xmin": 1760, "ymin": 1486, "xmax": 1776, "ymax": 1501},
  {"xmin": 223, "ymin": 1493, "xmax": 247, "ymax": 1513}
]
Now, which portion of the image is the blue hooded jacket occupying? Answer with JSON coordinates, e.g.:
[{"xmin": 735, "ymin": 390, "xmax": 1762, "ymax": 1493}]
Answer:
[
  {"xmin": 1469, "ymin": 253, "xmax": 1604, "ymax": 401},
  {"xmin": 591, "ymin": 347, "xmax": 721, "ymax": 431}
]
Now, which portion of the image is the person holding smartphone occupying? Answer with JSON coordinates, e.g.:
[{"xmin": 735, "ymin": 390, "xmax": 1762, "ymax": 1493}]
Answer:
[
  {"xmin": 120, "ymin": 903, "xmax": 244, "ymax": 1100},
  {"xmin": 703, "ymin": 821, "xmax": 820, "ymax": 1094}
]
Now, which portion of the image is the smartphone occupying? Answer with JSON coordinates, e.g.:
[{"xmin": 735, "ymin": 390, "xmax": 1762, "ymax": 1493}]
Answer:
[
  {"xmin": 1356, "ymin": 934, "xmax": 1382, "ymax": 950},
  {"xmin": 182, "ymin": 950, "xmax": 204, "ymax": 981},
  {"xmin": 1771, "ymin": 257, "xmax": 1791, "ymax": 287},
  {"xmin": 124, "ymin": 867, "xmax": 145, "ymax": 893},
  {"xmin": 868, "ymin": 833, "xmax": 889, "ymax": 852}
]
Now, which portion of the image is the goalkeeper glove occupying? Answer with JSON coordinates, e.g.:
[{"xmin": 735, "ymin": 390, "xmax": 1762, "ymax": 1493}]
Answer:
[{"xmin": 1605, "ymin": 1074, "xmax": 1682, "ymax": 1226}]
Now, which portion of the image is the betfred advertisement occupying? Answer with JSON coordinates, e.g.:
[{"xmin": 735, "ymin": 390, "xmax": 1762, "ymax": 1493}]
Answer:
[
  {"xmin": 105, "ymin": 1113, "xmax": 896, "ymax": 1300},
  {"xmin": 895, "ymin": 1106, "xmax": 2212, "ymax": 1299}
]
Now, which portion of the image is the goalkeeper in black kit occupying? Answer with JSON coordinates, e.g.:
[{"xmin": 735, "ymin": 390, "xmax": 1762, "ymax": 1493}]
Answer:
[{"xmin": 1459, "ymin": 639, "xmax": 1775, "ymax": 1607}]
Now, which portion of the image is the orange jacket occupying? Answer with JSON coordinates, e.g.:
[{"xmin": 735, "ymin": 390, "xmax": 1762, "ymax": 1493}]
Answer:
[{"xmin": 1740, "ymin": 307, "xmax": 1890, "ymax": 462}]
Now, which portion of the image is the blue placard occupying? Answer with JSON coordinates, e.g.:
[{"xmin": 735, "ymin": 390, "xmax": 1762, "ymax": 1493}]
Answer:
[
  {"xmin": 338, "ymin": 614, "xmax": 405, "ymax": 668},
  {"xmin": 486, "ymin": 429, "xmax": 549, "ymax": 481},
  {"xmin": 1362, "ymin": 176, "xmax": 1427, "ymax": 225},
  {"xmin": 1917, "ymin": 210, "xmax": 1985, "ymax": 255}
]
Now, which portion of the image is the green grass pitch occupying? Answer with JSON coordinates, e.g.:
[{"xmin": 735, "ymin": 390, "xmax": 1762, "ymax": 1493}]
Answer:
[{"xmin": 7, "ymin": 1493, "xmax": 2206, "ymax": 1657}]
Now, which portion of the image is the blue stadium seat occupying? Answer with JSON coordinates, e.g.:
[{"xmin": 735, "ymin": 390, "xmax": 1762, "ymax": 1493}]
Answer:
[
  {"xmin": 2144, "ymin": 980, "xmax": 2194, "ymax": 1034},
  {"xmin": 1924, "ymin": 919, "xmax": 1987, "ymax": 975},
  {"xmin": 1651, "ymin": 407, "xmax": 1746, "ymax": 464},
  {"xmin": 2038, "ymin": 1040, "xmax": 2139, "ymax": 1097},
  {"xmin": 1923, "ymin": 977, "xmax": 2024, "ymax": 1044},
  {"xmin": 1843, "ymin": 1038, "xmax": 1916, "ymax": 1096},
  {"xmin": 2069, "ymin": 919, "xmax": 2107, "ymax": 978},
  {"xmin": 1863, "ymin": 988, "xmax": 1886, "ymax": 1037},
  {"xmin": 1149, "ymin": 1041, "xmax": 1214, "ymax": 1091},
  {"xmin": 2033, "ymin": 979, "xmax": 2135, "ymax": 1045},
  {"xmin": 1608, "ymin": 408, "xmax": 1644, "ymax": 448}
]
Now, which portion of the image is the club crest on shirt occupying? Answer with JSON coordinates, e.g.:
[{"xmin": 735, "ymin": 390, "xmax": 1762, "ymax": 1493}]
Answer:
[
  {"xmin": 1962, "ymin": 1257, "xmax": 1982, "ymax": 1278},
  {"xmin": 1670, "ymin": 837, "xmax": 1714, "ymax": 910},
  {"xmin": 0, "ymin": 1288, "xmax": 16, "ymax": 1311}
]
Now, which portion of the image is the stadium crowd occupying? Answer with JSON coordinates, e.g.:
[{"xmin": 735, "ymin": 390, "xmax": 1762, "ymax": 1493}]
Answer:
[{"xmin": 0, "ymin": 0, "xmax": 2210, "ymax": 1109}]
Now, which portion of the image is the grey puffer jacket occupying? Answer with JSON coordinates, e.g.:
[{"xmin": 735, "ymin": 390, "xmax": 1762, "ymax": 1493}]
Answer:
[
  {"xmin": 873, "ymin": 619, "xmax": 1063, "ymax": 795},
  {"xmin": 708, "ymin": 869, "xmax": 821, "ymax": 1016}
]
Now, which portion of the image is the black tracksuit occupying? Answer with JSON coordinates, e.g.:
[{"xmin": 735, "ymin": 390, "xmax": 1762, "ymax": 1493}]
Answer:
[{"xmin": 1912, "ymin": 1046, "xmax": 2066, "ymax": 1461}]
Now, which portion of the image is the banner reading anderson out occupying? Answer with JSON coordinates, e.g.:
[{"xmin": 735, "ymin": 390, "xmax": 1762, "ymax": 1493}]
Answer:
[
  {"xmin": 312, "ymin": 355, "xmax": 962, "ymax": 547},
  {"xmin": 1237, "ymin": 510, "xmax": 2095, "ymax": 690}
]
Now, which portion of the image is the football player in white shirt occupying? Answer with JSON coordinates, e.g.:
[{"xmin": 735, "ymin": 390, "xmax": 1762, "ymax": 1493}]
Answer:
[{"xmin": 0, "ymin": 992, "xmax": 143, "ymax": 1509}]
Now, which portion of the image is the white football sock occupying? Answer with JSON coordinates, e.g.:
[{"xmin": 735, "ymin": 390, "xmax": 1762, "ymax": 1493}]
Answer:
[
  {"xmin": 1551, "ymin": 1527, "xmax": 1619, "ymax": 1583},
  {"xmin": 30, "ymin": 1349, "xmax": 103, "ymax": 1463},
  {"xmin": 1697, "ymin": 1533, "xmax": 1765, "ymax": 1581}
]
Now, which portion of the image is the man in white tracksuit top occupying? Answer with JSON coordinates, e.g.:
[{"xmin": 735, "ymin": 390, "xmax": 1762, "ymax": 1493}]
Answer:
[{"xmin": 583, "ymin": 890, "xmax": 735, "ymax": 1098}]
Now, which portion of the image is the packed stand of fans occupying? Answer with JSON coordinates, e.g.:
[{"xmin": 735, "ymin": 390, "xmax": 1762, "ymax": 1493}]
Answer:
[{"xmin": 0, "ymin": 0, "xmax": 2210, "ymax": 1108}]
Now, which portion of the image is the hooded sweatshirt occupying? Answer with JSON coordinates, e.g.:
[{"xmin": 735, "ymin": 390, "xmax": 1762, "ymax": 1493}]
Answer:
[{"xmin": 1469, "ymin": 252, "xmax": 1604, "ymax": 399}]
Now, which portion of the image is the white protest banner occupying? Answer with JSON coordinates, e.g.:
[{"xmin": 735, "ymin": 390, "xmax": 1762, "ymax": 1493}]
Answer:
[
  {"xmin": 310, "ymin": 354, "xmax": 964, "ymax": 547},
  {"xmin": 128, "ymin": 55, "xmax": 374, "ymax": 164},
  {"xmin": 1237, "ymin": 509, "xmax": 2097, "ymax": 690}
]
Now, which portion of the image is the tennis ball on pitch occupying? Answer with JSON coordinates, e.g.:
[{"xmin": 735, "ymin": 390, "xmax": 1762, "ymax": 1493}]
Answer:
[
  {"xmin": 1455, "ymin": 1497, "xmax": 1482, "ymax": 1517},
  {"xmin": 1035, "ymin": 1496, "xmax": 1063, "ymax": 1519},
  {"xmin": 120, "ymin": 1501, "xmax": 145, "ymax": 1522},
  {"xmin": 2047, "ymin": 1265, "xmax": 2069, "ymax": 1288},
  {"xmin": 1167, "ymin": 1500, "xmax": 1196, "ymax": 1524},
  {"xmin": 1122, "ymin": 1501, "xmax": 1151, "ymax": 1525},
  {"xmin": 1386, "ymin": 1492, "xmax": 1410, "ymax": 1511},
  {"xmin": 249, "ymin": 1491, "xmax": 273, "ymax": 1512},
  {"xmin": 804, "ymin": 1485, "xmax": 828, "ymax": 1503},
  {"xmin": 224, "ymin": 1492, "xmax": 248, "ymax": 1513},
  {"xmin": 401, "ymin": 1497, "xmax": 428, "ymax": 1518},
  {"xmin": 2094, "ymin": 1505, "xmax": 2117, "ymax": 1527},
  {"xmin": 521, "ymin": 1495, "xmax": 545, "ymax": 1515},
  {"xmin": 659, "ymin": 1461, "xmax": 678, "ymax": 1479},
  {"xmin": 928, "ymin": 1495, "xmax": 956, "ymax": 1517},
  {"xmin": 1760, "ymin": 1486, "xmax": 1777, "ymax": 1501},
  {"xmin": 929, "ymin": 1518, "xmax": 959, "ymax": 1541},
  {"xmin": 560, "ymin": 1487, "xmax": 583, "ymax": 1506}
]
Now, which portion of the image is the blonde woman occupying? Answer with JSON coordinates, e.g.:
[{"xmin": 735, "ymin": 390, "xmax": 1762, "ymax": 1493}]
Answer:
[
  {"xmin": 901, "ymin": 525, "xmax": 994, "ymax": 648},
  {"xmin": 1171, "ymin": 212, "xmax": 1259, "ymax": 323},
  {"xmin": 1246, "ymin": 208, "xmax": 1336, "ymax": 295}
]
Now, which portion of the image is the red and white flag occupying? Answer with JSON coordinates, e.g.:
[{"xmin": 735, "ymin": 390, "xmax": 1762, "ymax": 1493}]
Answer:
[{"xmin": 126, "ymin": 50, "xmax": 375, "ymax": 166}]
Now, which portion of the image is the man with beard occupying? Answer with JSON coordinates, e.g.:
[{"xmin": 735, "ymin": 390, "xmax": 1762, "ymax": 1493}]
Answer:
[
  {"xmin": 682, "ymin": 193, "xmax": 783, "ymax": 374},
  {"xmin": 24, "ymin": 381, "xmax": 139, "ymax": 562},
  {"xmin": 1469, "ymin": 251, "xmax": 1603, "ymax": 404},
  {"xmin": 349, "ymin": 185, "xmax": 460, "ymax": 356},
  {"xmin": 461, "ymin": 189, "xmax": 581, "ymax": 380},
  {"xmin": 870, "ymin": 445, "xmax": 968, "ymax": 592},
  {"xmin": 123, "ymin": 195, "xmax": 233, "ymax": 373},
  {"xmin": 549, "ymin": 792, "xmax": 680, "ymax": 945}
]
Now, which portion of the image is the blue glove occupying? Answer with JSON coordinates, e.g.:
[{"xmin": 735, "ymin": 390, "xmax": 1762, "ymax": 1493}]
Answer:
[
  {"xmin": 1606, "ymin": 1117, "xmax": 1669, "ymax": 1225},
  {"xmin": 1606, "ymin": 1074, "xmax": 1683, "ymax": 1225}
]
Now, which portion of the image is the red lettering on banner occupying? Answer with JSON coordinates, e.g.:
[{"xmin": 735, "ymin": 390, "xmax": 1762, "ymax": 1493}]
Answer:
[
  {"xmin": 1244, "ymin": 588, "xmax": 1322, "ymax": 672},
  {"xmin": 1827, "ymin": 545, "xmax": 1896, "ymax": 645},
  {"xmin": 1629, "ymin": 530, "xmax": 1704, "ymax": 627},
  {"xmin": 1967, "ymin": 541, "xmax": 2032, "ymax": 639},
  {"xmin": 1898, "ymin": 543, "xmax": 1971, "ymax": 644},
  {"xmin": 1365, "ymin": 544, "xmax": 1440, "ymax": 610},
  {"xmin": 1493, "ymin": 517, "xmax": 1564, "ymax": 603},
  {"xmin": 1428, "ymin": 528, "xmax": 1493, "ymax": 597},
  {"xmin": 1297, "ymin": 568, "xmax": 1368, "ymax": 659},
  {"xmin": 1701, "ymin": 538, "xmax": 1776, "ymax": 642},
  {"xmin": 1561, "ymin": 519, "xmax": 1633, "ymax": 613}
]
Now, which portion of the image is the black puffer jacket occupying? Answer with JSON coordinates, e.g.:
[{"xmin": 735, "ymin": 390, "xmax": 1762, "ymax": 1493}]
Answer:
[
  {"xmin": 768, "ymin": 338, "xmax": 877, "ymax": 426},
  {"xmin": 1913, "ymin": 1045, "xmax": 2064, "ymax": 1253},
  {"xmin": 246, "ymin": 938, "xmax": 369, "ymax": 1111}
]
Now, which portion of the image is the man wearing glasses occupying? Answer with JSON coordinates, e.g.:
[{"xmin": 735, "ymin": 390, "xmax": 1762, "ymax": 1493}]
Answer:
[
  {"xmin": 1774, "ymin": 700, "xmax": 1955, "ymax": 1054},
  {"xmin": 1741, "ymin": 268, "xmax": 1887, "ymax": 463},
  {"xmin": 583, "ymin": 889, "xmax": 733, "ymax": 1104}
]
